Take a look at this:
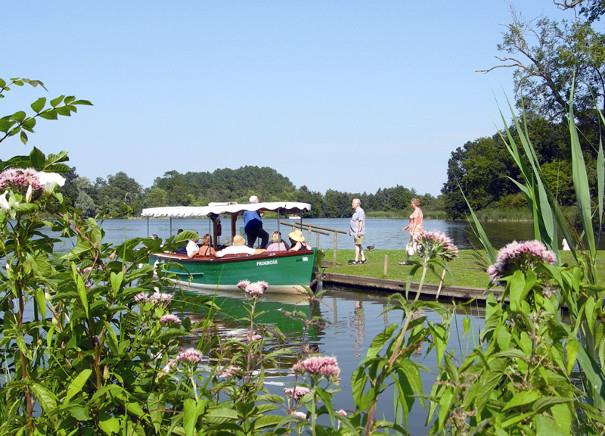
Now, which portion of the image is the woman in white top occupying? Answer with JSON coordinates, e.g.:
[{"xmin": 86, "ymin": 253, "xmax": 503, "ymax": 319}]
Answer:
[{"xmin": 400, "ymin": 198, "xmax": 424, "ymax": 265}]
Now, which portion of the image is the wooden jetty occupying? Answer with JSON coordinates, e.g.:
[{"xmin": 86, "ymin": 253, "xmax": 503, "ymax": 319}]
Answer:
[{"xmin": 321, "ymin": 272, "xmax": 501, "ymax": 303}]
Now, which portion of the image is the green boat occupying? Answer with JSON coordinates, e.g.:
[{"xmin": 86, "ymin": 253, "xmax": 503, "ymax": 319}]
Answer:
[{"xmin": 142, "ymin": 201, "xmax": 317, "ymax": 296}]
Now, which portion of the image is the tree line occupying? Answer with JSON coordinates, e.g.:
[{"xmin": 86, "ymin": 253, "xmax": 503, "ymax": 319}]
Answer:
[
  {"xmin": 63, "ymin": 165, "xmax": 441, "ymax": 219},
  {"xmin": 441, "ymin": 0, "xmax": 604, "ymax": 219}
]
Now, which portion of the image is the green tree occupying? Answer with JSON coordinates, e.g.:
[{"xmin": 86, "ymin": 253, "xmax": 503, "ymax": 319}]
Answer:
[
  {"xmin": 480, "ymin": 9, "xmax": 605, "ymax": 118},
  {"xmin": 93, "ymin": 171, "xmax": 143, "ymax": 217}
]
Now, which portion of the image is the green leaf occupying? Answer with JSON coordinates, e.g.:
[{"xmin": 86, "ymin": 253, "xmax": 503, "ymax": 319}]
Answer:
[
  {"xmin": 183, "ymin": 399, "xmax": 199, "ymax": 436},
  {"xmin": 30, "ymin": 97, "xmax": 46, "ymax": 113},
  {"xmin": 0, "ymin": 118, "xmax": 12, "ymax": 132},
  {"xmin": 351, "ymin": 366, "xmax": 372, "ymax": 410},
  {"xmin": 174, "ymin": 230, "xmax": 198, "ymax": 245},
  {"xmin": 50, "ymin": 95, "xmax": 65, "ymax": 107},
  {"xmin": 148, "ymin": 393, "xmax": 164, "ymax": 434},
  {"xmin": 30, "ymin": 147, "xmax": 46, "ymax": 169},
  {"xmin": 110, "ymin": 271, "xmax": 124, "ymax": 297},
  {"xmin": 254, "ymin": 415, "xmax": 282, "ymax": 430},
  {"xmin": 534, "ymin": 415, "xmax": 561, "ymax": 435},
  {"xmin": 584, "ymin": 296, "xmax": 596, "ymax": 335},
  {"xmin": 11, "ymin": 111, "xmax": 26, "ymax": 122},
  {"xmin": 575, "ymin": 344, "xmax": 605, "ymax": 409},
  {"xmin": 502, "ymin": 390, "xmax": 541, "ymax": 411},
  {"xmin": 565, "ymin": 339, "xmax": 580, "ymax": 375},
  {"xmin": 19, "ymin": 130, "xmax": 27, "ymax": 144},
  {"xmin": 64, "ymin": 369, "xmax": 92, "ymax": 404},
  {"xmin": 567, "ymin": 91, "xmax": 596, "ymax": 258},
  {"xmin": 508, "ymin": 270, "xmax": 526, "ymax": 312},
  {"xmin": 366, "ymin": 323, "xmax": 397, "ymax": 359},
  {"xmin": 56, "ymin": 106, "xmax": 72, "ymax": 116},
  {"xmin": 463, "ymin": 316, "xmax": 470, "ymax": 335},
  {"xmin": 205, "ymin": 406, "xmax": 238, "ymax": 423},
  {"xmin": 72, "ymin": 263, "xmax": 89, "ymax": 318},
  {"xmin": 99, "ymin": 417, "xmax": 120, "ymax": 435},
  {"xmin": 597, "ymin": 138, "xmax": 604, "ymax": 233},
  {"xmin": 39, "ymin": 109, "xmax": 58, "ymax": 120},
  {"xmin": 31, "ymin": 383, "xmax": 58, "ymax": 413},
  {"xmin": 16, "ymin": 334, "xmax": 32, "ymax": 360},
  {"xmin": 69, "ymin": 405, "xmax": 92, "ymax": 421},
  {"xmin": 460, "ymin": 188, "xmax": 497, "ymax": 264},
  {"xmin": 35, "ymin": 288, "xmax": 46, "ymax": 319},
  {"xmin": 437, "ymin": 388, "xmax": 453, "ymax": 431},
  {"xmin": 126, "ymin": 402, "xmax": 146, "ymax": 418},
  {"xmin": 551, "ymin": 403, "xmax": 572, "ymax": 435}
]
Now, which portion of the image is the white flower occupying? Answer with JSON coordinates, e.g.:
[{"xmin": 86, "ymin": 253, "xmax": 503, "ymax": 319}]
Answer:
[
  {"xmin": 37, "ymin": 172, "xmax": 66, "ymax": 191},
  {"xmin": 0, "ymin": 191, "xmax": 10, "ymax": 210},
  {"xmin": 25, "ymin": 184, "xmax": 33, "ymax": 203}
]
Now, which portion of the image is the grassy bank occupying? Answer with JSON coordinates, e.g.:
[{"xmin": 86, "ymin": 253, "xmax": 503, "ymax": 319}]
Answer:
[{"xmin": 322, "ymin": 249, "xmax": 605, "ymax": 289}]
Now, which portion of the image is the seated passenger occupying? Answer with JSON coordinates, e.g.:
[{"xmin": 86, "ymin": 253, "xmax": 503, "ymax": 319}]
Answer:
[
  {"xmin": 186, "ymin": 238, "xmax": 200, "ymax": 258},
  {"xmin": 288, "ymin": 229, "xmax": 312, "ymax": 251},
  {"xmin": 266, "ymin": 231, "xmax": 289, "ymax": 252},
  {"xmin": 197, "ymin": 233, "xmax": 216, "ymax": 256},
  {"xmin": 216, "ymin": 235, "xmax": 265, "ymax": 257}
]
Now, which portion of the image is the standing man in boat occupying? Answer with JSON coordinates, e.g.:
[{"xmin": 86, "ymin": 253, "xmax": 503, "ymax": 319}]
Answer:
[
  {"xmin": 244, "ymin": 195, "xmax": 269, "ymax": 249},
  {"xmin": 349, "ymin": 198, "xmax": 366, "ymax": 264}
]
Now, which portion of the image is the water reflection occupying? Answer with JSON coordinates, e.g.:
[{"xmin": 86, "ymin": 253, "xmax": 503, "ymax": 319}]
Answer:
[{"xmin": 173, "ymin": 285, "xmax": 486, "ymax": 432}]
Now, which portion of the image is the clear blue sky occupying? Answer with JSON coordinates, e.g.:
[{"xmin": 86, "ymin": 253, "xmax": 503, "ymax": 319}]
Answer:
[{"xmin": 2, "ymin": 1, "xmax": 567, "ymax": 195}]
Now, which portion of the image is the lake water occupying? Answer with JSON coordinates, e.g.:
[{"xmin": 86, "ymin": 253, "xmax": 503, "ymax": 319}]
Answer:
[{"xmin": 100, "ymin": 217, "xmax": 538, "ymax": 250}]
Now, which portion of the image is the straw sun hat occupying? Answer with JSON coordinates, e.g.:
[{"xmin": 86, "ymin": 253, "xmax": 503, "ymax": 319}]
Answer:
[
  {"xmin": 288, "ymin": 229, "xmax": 305, "ymax": 243},
  {"xmin": 233, "ymin": 235, "xmax": 246, "ymax": 246}
]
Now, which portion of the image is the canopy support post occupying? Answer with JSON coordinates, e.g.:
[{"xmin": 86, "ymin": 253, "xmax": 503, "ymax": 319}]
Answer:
[
  {"xmin": 146, "ymin": 217, "xmax": 150, "ymax": 237},
  {"xmin": 230, "ymin": 213, "xmax": 237, "ymax": 241},
  {"xmin": 169, "ymin": 217, "xmax": 173, "ymax": 236}
]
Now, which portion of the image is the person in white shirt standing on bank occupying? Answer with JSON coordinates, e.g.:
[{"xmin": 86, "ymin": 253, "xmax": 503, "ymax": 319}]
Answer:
[{"xmin": 349, "ymin": 198, "xmax": 366, "ymax": 264}]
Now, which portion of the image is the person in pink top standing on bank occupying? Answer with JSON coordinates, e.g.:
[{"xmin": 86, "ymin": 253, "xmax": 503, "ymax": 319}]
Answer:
[{"xmin": 400, "ymin": 198, "xmax": 423, "ymax": 265}]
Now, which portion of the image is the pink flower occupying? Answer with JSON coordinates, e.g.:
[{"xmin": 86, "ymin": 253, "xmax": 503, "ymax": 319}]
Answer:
[
  {"xmin": 292, "ymin": 356, "xmax": 340, "ymax": 380},
  {"xmin": 148, "ymin": 291, "xmax": 173, "ymax": 305},
  {"xmin": 488, "ymin": 240, "xmax": 556, "ymax": 281},
  {"xmin": 284, "ymin": 386, "xmax": 311, "ymax": 401},
  {"xmin": 237, "ymin": 280, "xmax": 251, "ymax": 290},
  {"xmin": 244, "ymin": 282, "xmax": 265, "ymax": 298},
  {"xmin": 134, "ymin": 292, "xmax": 148, "ymax": 303},
  {"xmin": 160, "ymin": 314, "xmax": 181, "ymax": 325},
  {"xmin": 218, "ymin": 365, "xmax": 238, "ymax": 378},
  {"xmin": 336, "ymin": 409, "xmax": 348, "ymax": 417},
  {"xmin": 161, "ymin": 358, "xmax": 177, "ymax": 373},
  {"xmin": 290, "ymin": 411, "xmax": 307, "ymax": 420},
  {"xmin": 416, "ymin": 231, "xmax": 458, "ymax": 261},
  {"xmin": 246, "ymin": 330, "xmax": 262, "ymax": 342},
  {"xmin": 176, "ymin": 348, "xmax": 203, "ymax": 364},
  {"xmin": 0, "ymin": 168, "xmax": 43, "ymax": 195}
]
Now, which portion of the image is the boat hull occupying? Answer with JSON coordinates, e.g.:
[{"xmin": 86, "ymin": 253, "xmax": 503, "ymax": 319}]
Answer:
[{"xmin": 151, "ymin": 250, "xmax": 316, "ymax": 295}]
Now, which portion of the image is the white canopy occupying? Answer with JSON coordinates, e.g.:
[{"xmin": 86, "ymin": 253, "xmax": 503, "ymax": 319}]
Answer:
[{"xmin": 141, "ymin": 202, "xmax": 311, "ymax": 218}]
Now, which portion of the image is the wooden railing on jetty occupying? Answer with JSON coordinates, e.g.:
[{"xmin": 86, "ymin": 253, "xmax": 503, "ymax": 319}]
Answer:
[{"xmin": 279, "ymin": 221, "xmax": 347, "ymax": 265}]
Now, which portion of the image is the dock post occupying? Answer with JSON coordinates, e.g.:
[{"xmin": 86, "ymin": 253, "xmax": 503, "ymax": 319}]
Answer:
[
  {"xmin": 332, "ymin": 233, "xmax": 337, "ymax": 265},
  {"xmin": 316, "ymin": 231, "xmax": 320, "ymax": 249},
  {"xmin": 383, "ymin": 254, "xmax": 388, "ymax": 276}
]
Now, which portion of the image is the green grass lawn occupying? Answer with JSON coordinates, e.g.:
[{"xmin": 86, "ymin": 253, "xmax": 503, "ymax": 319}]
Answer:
[{"xmin": 322, "ymin": 249, "xmax": 605, "ymax": 289}]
